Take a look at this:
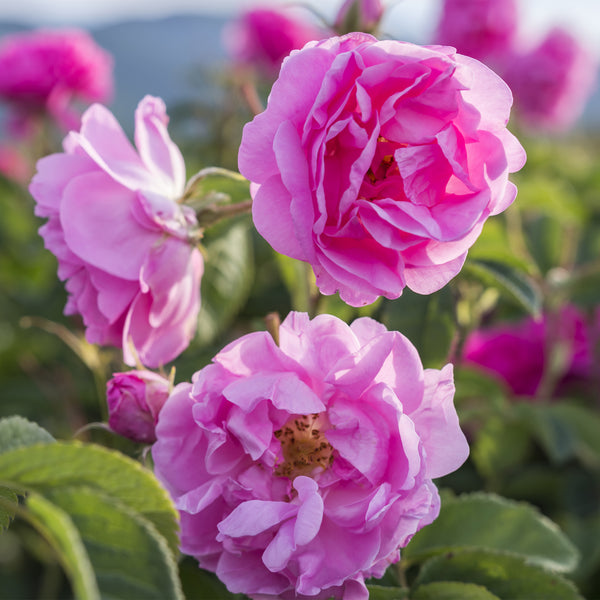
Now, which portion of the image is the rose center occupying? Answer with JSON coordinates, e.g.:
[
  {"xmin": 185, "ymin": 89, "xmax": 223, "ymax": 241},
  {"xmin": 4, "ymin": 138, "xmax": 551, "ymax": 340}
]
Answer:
[{"xmin": 274, "ymin": 414, "xmax": 333, "ymax": 479}]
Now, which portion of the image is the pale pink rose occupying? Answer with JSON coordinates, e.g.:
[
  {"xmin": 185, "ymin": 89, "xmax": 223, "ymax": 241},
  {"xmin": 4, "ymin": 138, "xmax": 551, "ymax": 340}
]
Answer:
[
  {"xmin": 464, "ymin": 305, "xmax": 593, "ymax": 397},
  {"xmin": 0, "ymin": 28, "xmax": 113, "ymax": 131},
  {"xmin": 503, "ymin": 28, "xmax": 598, "ymax": 132},
  {"xmin": 238, "ymin": 33, "xmax": 526, "ymax": 307},
  {"xmin": 29, "ymin": 96, "xmax": 203, "ymax": 367},
  {"xmin": 334, "ymin": 0, "xmax": 385, "ymax": 34},
  {"xmin": 223, "ymin": 7, "xmax": 324, "ymax": 75},
  {"xmin": 153, "ymin": 311, "xmax": 468, "ymax": 599},
  {"xmin": 107, "ymin": 370, "xmax": 170, "ymax": 443},
  {"xmin": 433, "ymin": 0, "xmax": 518, "ymax": 63}
]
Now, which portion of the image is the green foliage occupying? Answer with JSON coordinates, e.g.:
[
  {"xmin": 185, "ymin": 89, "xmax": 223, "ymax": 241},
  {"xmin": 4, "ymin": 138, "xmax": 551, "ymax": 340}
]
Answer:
[
  {"xmin": 381, "ymin": 286, "xmax": 455, "ymax": 368},
  {"xmin": 515, "ymin": 402, "xmax": 600, "ymax": 468},
  {"xmin": 0, "ymin": 415, "xmax": 55, "ymax": 455},
  {"xmin": 462, "ymin": 258, "xmax": 542, "ymax": 317},
  {"xmin": 0, "ymin": 440, "xmax": 182, "ymax": 599},
  {"xmin": 196, "ymin": 219, "xmax": 254, "ymax": 346},
  {"xmin": 367, "ymin": 584, "xmax": 410, "ymax": 599},
  {"xmin": 412, "ymin": 581, "xmax": 500, "ymax": 600},
  {"xmin": 403, "ymin": 492, "xmax": 579, "ymax": 573},
  {"xmin": 414, "ymin": 550, "xmax": 583, "ymax": 600}
]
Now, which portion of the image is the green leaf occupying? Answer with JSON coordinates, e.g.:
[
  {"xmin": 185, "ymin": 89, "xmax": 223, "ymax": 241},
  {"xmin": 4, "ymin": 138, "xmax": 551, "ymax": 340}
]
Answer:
[
  {"xmin": 471, "ymin": 416, "xmax": 531, "ymax": 481},
  {"xmin": 45, "ymin": 486, "xmax": 182, "ymax": 599},
  {"xmin": 515, "ymin": 402, "xmax": 600, "ymax": 468},
  {"xmin": 0, "ymin": 416, "xmax": 55, "ymax": 455},
  {"xmin": 24, "ymin": 492, "xmax": 100, "ymax": 600},
  {"xmin": 367, "ymin": 584, "xmax": 409, "ymax": 599},
  {"xmin": 382, "ymin": 287, "xmax": 455, "ymax": 368},
  {"xmin": 197, "ymin": 220, "xmax": 254, "ymax": 345},
  {"xmin": 462, "ymin": 258, "xmax": 541, "ymax": 317},
  {"xmin": 0, "ymin": 442, "xmax": 179, "ymax": 557},
  {"xmin": 403, "ymin": 492, "xmax": 579, "ymax": 573},
  {"xmin": 0, "ymin": 485, "xmax": 18, "ymax": 533},
  {"xmin": 415, "ymin": 550, "xmax": 583, "ymax": 600},
  {"xmin": 412, "ymin": 581, "xmax": 500, "ymax": 600}
]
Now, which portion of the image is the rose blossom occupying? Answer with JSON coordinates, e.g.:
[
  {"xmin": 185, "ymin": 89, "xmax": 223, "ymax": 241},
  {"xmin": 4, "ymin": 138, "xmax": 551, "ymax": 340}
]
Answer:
[
  {"xmin": 0, "ymin": 28, "xmax": 113, "ymax": 131},
  {"xmin": 107, "ymin": 370, "xmax": 170, "ymax": 443},
  {"xmin": 334, "ymin": 0, "xmax": 385, "ymax": 34},
  {"xmin": 502, "ymin": 28, "xmax": 598, "ymax": 132},
  {"xmin": 464, "ymin": 305, "xmax": 593, "ymax": 397},
  {"xmin": 238, "ymin": 33, "xmax": 526, "ymax": 307},
  {"xmin": 29, "ymin": 95, "xmax": 203, "ymax": 367},
  {"xmin": 223, "ymin": 7, "xmax": 323, "ymax": 76},
  {"xmin": 433, "ymin": 0, "xmax": 518, "ymax": 64},
  {"xmin": 152, "ymin": 311, "xmax": 469, "ymax": 599}
]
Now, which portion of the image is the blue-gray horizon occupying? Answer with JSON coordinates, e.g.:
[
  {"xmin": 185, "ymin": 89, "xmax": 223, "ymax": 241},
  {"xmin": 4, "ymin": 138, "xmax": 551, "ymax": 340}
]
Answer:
[{"xmin": 0, "ymin": 0, "xmax": 598, "ymax": 54}]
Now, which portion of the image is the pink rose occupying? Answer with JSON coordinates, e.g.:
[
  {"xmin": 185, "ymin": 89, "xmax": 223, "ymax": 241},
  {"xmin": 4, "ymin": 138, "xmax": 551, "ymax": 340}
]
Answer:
[
  {"xmin": 0, "ymin": 28, "xmax": 113, "ymax": 131},
  {"xmin": 433, "ymin": 0, "xmax": 518, "ymax": 63},
  {"xmin": 0, "ymin": 144, "xmax": 30, "ymax": 184},
  {"xmin": 334, "ymin": 0, "xmax": 385, "ymax": 34},
  {"xmin": 29, "ymin": 95, "xmax": 203, "ymax": 367},
  {"xmin": 153, "ymin": 311, "xmax": 468, "ymax": 599},
  {"xmin": 464, "ymin": 305, "xmax": 593, "ymax": 397},
  {"xmin": 223, "ymin": 7, "xmax": 323, "ymax": 76},
  {"xmin": 238, "ymin": 33, "xmax": 526, "ymax": 307},
  {"xmin": 503, "ymin": 28, "xmax": 598, "ymax": 132},
  {"xmin": 107, "ymin": 370, "xmax": 170, "ymax": 443}
]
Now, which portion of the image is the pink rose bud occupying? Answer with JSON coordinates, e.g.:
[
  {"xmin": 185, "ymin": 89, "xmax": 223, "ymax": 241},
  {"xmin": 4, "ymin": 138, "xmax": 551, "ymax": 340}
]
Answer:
[
  {"xmin": 0, "ymin": 28, "xmax": 113, "ymax": 131},
  {"xmin": 238, "ymin": 33, "xmax": 526, "ymax": 307},
  {"xmin": 334, "ymin": 0, "xmax": 385, "ymax": 34},
  {"xmin": 153, "ymin": 311, "xmax": 469, "ymax": 599},
  {"xmin": 503, "ymin": 28, "xmax": 598, "ymax": 132},
  {"xmin": 107, "ymin": 370, "xmax": 170, "ymax": 443},
  {"xmin": 223, "ymin": 7, "xmax": 324, "ymax": 75},
  {"xmin": 434, "ymin": 0, "xmax": 518, "ymax": 63},
  {"xmin": 29, "ymin": 96, "xmax": 203, "ymax": 367}
]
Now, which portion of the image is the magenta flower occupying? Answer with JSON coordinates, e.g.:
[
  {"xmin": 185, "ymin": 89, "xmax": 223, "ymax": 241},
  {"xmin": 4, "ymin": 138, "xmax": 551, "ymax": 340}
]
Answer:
[
  {"xmin": 152, "ymin": 311, "xmax": 468, "ymax": 599},
  {"xmin": 29, "ymin": 96, "xmax": 203, "ymax": 368},
  {"xmin": 238, "ymin": 33, "xmax": 525, "ymax": 307},
  {"xmin": 433, "ymin": 0, "xmax": 518, "ymax": 63},
  {"xmin": 107, "ymin": 370, "xmax": 170, "ymax": 443},
  {"xmin": 503, "ymin": 28, "xmax": 598, "ymax": 132},
  {"xmin": 334, "ymin": 0, "xmax": 385, "ymax": 34},
  {"xmin": 0, "ymin": 28, "xmax": 113, "ymax": 131},
  {"xmin": 223, "ymin": 7, "xmax": 323, "ymax": 76},
  {"xmin": 464, "ymin": 305, "xmax": 593, "ymax": 397}
]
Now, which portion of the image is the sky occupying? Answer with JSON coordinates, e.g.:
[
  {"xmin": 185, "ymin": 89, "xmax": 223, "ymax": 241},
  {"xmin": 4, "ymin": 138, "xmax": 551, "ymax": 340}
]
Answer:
[{"xmin": 0, "ymin": 0, "xmax": 598, "ymax": 53}]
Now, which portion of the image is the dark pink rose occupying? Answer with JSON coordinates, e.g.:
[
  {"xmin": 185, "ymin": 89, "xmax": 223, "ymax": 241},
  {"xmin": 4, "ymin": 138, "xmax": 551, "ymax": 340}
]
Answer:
[
  {"xmin": 29, "ymin": 96, "xmax": 203, "ymax": 367},
  {"xmin": 107, "ymin": 370, "xmax": 170, "ymax": 443},
  {"xmin": 239, "ymin": 33, "xmax": 526, "ymax": 307},
  {"xmin": 434, "ymin": 0, "xmax": 518, "ymax": 63},
  {"xmin": 153, "ymin": 311, "xmax": 468, "ymax": 599},
  {"xmin": 223, "ymin": 7, "xmax": 323, "ymax": 75},
  {"xmin": 464, "ymin": 305, "xmax": 593, "ymax": 397},
  {"xmin": 503, "ymin": 28, "xmax": 598, "ymax": 132},
  {"xmin": 334, "ymin": 0, "xmax": 385, "ymax": 34},
  {"xmin": 0, "ymin": 28, "xmax": 113, "ymax": 131}
]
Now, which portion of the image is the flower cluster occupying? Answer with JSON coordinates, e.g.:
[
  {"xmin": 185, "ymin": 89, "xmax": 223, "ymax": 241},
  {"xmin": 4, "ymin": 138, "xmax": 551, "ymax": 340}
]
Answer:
[
  {"xmin": 239, "ymin": 33, "xmax": 525, "ymax": 306},
  {"xmin": 29, "ymin": 95, "xmax": 203, "ymax": 367},
  {"xmin": 0, "ymin": 28, "xmax": 113, "ymax": 132},
  {"xmin": 434, "ymin": 0, "xmax": 597, "ymax": 132},
  {"xmin": 153, "ymin": 312, "xmax": 468, "ymax": 599}
]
